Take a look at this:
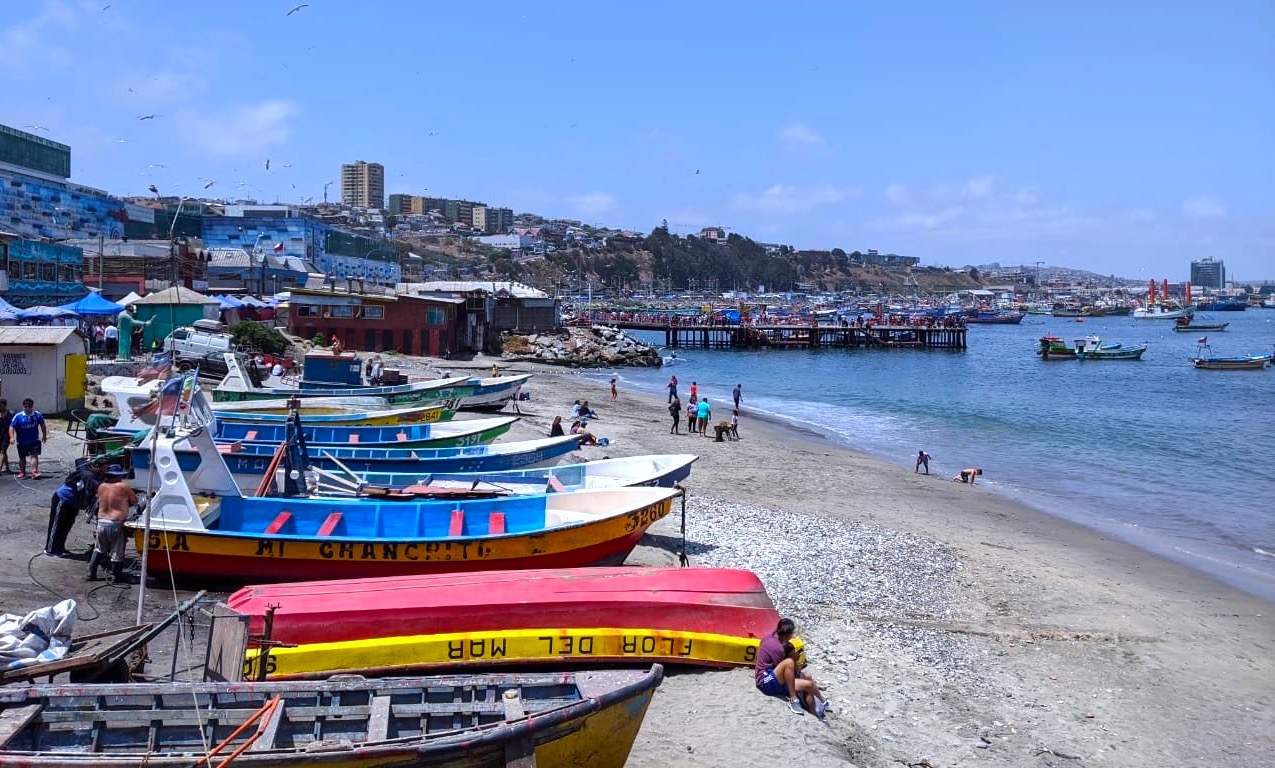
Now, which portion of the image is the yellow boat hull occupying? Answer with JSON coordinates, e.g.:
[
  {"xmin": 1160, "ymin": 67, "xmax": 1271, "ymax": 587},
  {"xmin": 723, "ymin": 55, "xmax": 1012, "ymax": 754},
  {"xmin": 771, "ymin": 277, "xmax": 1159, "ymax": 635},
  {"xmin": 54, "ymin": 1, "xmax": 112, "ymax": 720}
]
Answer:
[{"xmin": 247, "ymin": 626, "xmax": 759, "ymax": 679}]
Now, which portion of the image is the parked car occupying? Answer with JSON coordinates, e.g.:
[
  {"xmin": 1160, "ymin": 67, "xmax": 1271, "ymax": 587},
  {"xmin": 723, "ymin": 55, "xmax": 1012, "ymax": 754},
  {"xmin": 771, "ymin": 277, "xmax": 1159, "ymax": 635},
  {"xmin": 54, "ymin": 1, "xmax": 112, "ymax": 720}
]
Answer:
[{"xmin": 163, "ymin": 320, "xmax": 235, "ymax": 377}]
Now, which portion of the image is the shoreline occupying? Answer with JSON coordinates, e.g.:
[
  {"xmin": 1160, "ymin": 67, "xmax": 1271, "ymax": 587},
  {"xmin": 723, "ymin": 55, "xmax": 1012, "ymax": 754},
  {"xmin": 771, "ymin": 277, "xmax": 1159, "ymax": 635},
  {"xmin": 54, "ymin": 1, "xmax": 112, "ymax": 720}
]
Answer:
[
  {"xmin": 574, "ymin": 362, "xmax": 1275, "ymax": 604},
  {"xmin": 470, "ymin": 355, "xmax": 1274, "ymax": 766}
]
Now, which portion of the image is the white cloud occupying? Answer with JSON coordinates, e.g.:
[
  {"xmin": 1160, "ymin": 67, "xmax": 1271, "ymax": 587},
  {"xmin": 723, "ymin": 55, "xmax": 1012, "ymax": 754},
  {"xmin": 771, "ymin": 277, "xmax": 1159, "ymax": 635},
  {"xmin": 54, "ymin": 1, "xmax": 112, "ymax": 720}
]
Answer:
[
  {"xmin": 176, "ymin": 99, "xmax": 299, "ymax": 157},
  {"xmin": 731, "ymin": 184, "xmax": 858, "ymax": 215},
  {"xmin": 565, "ymin": 192, "xmax": 619, "ymax": 218},
  {"xmin": 1179, "ymin": 195, "xmax": 1227, "ymax": 220},
  {"xmin": 0, "ymin": 1, "xmax": 80, "ymax": 78},
  {"xmin": 870, "ymin": 207, "xmax": 964, "ymax": 231},
  {"xmin": 961, "ymin": 175, "xmax": 995, "ymax": 199},
  {"xmin": 884, "ymin": 183, "xmax": 910, "ymax": 206},
  {"xmin": 776, "ymin": 121, "xmax": 824, "ymax": 147}
]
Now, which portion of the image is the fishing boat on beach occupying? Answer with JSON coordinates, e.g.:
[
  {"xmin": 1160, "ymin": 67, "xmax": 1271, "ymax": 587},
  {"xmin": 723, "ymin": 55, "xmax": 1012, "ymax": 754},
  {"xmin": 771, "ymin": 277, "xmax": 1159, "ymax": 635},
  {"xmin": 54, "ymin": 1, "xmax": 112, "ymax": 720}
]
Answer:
[
  {"xmin": 314, "ymin": 454, "xmax": 699, "ymax": 498},
  {"xmin": 1190, "ymin": 343, "xmax": 1272, "ymax": 370},
  {"xmin": 0, "ymin": 667, "xmax": 663, "ymax": 767},
  {"xmin": 213, "ymin": 415, "xmax": 516, "ymax": 450},
  {"xmin": 230, "ymin": 567, "xmax": 777, "ymax": 676},
  {"xmin": 129, "ymin": 406, "xmax": 681, "ymax": 582},
  {"xmin": 129, "ymin": 434, "xmax": 585, "ymax": 491},
  {"xmin": 212, "ymin": 355, "xmax": 473, "ymax": 407},
  {"xmin": 461, "ymin": 373, "xmax": 533, "ymax": 411},
  {"xmin": 1075, "ymin": 336, "xmax": 1146, "ymax": 360}
]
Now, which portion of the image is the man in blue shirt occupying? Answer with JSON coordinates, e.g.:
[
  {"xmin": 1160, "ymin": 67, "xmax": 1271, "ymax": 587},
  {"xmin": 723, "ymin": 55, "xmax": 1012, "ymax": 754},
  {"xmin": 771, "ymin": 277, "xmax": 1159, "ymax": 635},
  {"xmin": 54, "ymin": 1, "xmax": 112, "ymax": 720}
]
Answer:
[
  {"xmin": 47, "ymin": 458, "xmax": 106, "ymax": 557},
  {"xmin": 10, "ymin": 398, "xmax": 48, "ymax": 479}
]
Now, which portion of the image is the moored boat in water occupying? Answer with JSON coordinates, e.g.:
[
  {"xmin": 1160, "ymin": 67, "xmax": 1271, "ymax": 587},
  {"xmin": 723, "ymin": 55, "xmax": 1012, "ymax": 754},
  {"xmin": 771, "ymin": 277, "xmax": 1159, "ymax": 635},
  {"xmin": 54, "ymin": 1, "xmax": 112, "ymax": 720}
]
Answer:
[
  {"xmin": 1075, "ymin": 336, "xmax": 1146, "ymax": 360},
  {"xmin": 1190, "ymin": 343, "xmax": 1272, "ymax": 370},
  {"xmin": 1173, "ymin": 317, "xmax": 1230, "ymax": 332},
  {"xmin": 0, "ymin": 667, "xmax": 663, "ymax": 767}
]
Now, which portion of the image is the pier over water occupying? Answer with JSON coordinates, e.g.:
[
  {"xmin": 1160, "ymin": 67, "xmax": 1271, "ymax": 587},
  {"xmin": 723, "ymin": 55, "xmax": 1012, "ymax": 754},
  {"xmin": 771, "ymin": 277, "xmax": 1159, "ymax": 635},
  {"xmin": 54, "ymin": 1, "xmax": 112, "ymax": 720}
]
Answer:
[{"xmin": 569, "ymin": 312, "xmax": 967, "ymax": 350}]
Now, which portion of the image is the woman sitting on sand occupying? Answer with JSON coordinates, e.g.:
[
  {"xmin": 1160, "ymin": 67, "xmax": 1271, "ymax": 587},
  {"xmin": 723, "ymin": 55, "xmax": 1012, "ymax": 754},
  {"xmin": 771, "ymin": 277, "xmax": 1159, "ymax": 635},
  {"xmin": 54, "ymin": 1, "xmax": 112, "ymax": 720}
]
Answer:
[
  {"xmin": 570, "ymin": 420, "xmax": 599, "ymax": 446},
  {"xmin": 953, "ymin": 467, "xmax": 983, "ymax": 484},
  {"xmin": 549, "ymin": 415, "xmax": 564, "ymax": 437}
]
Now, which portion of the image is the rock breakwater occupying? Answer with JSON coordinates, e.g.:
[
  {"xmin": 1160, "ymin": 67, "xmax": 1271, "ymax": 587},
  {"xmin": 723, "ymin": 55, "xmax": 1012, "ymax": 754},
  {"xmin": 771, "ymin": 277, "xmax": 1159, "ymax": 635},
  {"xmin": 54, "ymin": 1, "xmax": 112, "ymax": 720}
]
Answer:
[{"xmin": 502, "ymin": 326, "xmax": 661, "ymax": 368}]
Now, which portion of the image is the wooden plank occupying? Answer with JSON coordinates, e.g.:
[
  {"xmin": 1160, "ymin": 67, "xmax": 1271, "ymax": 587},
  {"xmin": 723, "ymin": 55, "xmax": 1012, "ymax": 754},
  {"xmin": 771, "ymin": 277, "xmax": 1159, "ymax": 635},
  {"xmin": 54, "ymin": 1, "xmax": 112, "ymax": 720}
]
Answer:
[
  {"xmin": 502, "ymin": 689, "xmax": 536, "ymax": 768},
  {"xmin": 264, "ymin": 510, "xmax": 292, "ymax": 535},
  {"xmin": 247, "ymin": 700, "xmax": 286, "ymax": 752},
  {"xmin": 204, "ymin": 604, "xmax": 247, "ymax": 683},
  {"xmin": 488, "ymin": 511, "xmax": 506, "ymax": 535},
  {"xmin": 0, "ymin": 704, "xmax": 41, "ymax": 748},
  {"xmin": 0, "ymin": 625, "xmax": 153, "ymax": 683},
  {"xmin": 366, "ymin": 695, "xmax": 392, "ymax": 742},
  {"xmin": 316, "ymin": 512, "xmax": 342, "ymax": 537},
  {"xmin": 448, "ymin": 509, "xmax": 464, "ymax": 537}
]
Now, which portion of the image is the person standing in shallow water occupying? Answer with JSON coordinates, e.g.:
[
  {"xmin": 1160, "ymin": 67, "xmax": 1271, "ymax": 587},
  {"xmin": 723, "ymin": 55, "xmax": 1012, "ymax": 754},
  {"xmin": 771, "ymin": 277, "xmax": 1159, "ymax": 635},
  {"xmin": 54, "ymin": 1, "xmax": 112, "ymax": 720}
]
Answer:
[
  {"xmin": 667, "ymin": 374, "xmax": 678, "ymax": 403},
  {"xmin": 733, "ymin": 383, "xmax": 743, "ymax": 410},
  {"xmin": 916, "ymin": 450, "xmax": 930, "ymax": 474}
]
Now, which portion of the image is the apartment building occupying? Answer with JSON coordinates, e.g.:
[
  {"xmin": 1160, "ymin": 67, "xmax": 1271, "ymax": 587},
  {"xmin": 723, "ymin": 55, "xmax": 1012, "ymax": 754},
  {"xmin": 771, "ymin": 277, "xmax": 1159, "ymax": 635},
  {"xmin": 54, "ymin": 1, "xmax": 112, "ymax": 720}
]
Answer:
[{"xmin": 340, "ymin": 160, "xmax": 385, "ymax": 209}]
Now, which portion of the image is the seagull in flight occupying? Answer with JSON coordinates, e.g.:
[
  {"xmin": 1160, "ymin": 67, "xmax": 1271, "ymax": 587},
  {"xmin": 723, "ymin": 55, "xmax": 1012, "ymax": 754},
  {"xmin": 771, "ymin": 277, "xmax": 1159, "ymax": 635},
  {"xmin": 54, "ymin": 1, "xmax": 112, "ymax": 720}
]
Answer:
[
  {"xmin": 203, "ymin": 180, "xmax": 216, "ymax": 189},
  {"xmin": 148, "ymin": 184, "xmax": 160, "ymax": 196},
  {"xmin": 139, "ymin": 114, "xmax": 157, "ymax": 120},
  {"xmin": 264, "ymin": 159, "xmax": 271, "ymax": 170},
  {"xmin": 23, "ymin": 124, "xmax": 49, "ymax": 132},
  {"xmin": 286, "ymin": 4, "xmax": 309, "ymax": 15}
]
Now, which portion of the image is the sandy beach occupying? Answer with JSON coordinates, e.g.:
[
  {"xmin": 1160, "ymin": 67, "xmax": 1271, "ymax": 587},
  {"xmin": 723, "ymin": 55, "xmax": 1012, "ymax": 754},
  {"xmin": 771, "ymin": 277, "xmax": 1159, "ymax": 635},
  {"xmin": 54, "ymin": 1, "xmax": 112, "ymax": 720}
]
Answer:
[
  {"xmin": 3, "ymin": 354, "xmax": 1271, "ymax": 767},
  {"xmin": 478, "ymin": 356, "xmax": 1274, "ymax": 767}
]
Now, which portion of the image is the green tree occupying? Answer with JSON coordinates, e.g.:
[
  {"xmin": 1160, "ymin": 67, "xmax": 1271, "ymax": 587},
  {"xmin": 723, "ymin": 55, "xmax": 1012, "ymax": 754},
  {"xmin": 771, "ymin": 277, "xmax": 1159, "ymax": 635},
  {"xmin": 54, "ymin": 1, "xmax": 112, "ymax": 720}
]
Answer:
[{"xmin": 232, "ymin": 321, "xmax": 290, "ymax": 355}]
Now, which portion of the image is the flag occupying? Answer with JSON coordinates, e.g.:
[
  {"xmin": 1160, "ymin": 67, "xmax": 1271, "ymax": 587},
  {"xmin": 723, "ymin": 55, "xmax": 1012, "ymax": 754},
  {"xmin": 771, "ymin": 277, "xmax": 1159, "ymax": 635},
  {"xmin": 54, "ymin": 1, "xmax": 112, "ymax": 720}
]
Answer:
[
  {"xmin": 273, "ymin": 242, "xmax": 285, "ymax": 252},
  {"xmin": 130, "ymin": 375, "xmax": 186, "ymax": 420},
  {"xmin": 137, "ymin": 352, "xmax": 171, "ymax": 382}
]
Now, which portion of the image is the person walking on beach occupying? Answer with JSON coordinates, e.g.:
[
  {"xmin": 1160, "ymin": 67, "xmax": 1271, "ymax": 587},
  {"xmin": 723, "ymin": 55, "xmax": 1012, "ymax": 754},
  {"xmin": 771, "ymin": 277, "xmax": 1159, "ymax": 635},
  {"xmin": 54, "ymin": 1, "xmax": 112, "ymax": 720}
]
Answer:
[
  {"xmin": 609, "ymin": 377, "xmax": 618, "ymax": 402},
  {"xmin": 953, "ymin": 467, "xmax": 982, "ymax": 484},
  {"xmin": 10, "ymin": 398, "xmax": 48, "ymax": 479},
  {"xmin": 667, "ymin": 374, "xmax": 678, "ymax": 403},
  {"xmin": 696, "ymin": 398, "xmax": 711, "ymax": 436},
  {"xmin": 668, "ymin": 395, "xmax": 682, "ymax": 434},
  {"xmin": 755, "ymin": 618, "xmax": 831, "ymax": 718},
  {"xmin": 733, "ymin": 383, "xmax": 743, "ymax": 410},
  {"xmin": 686, "ymin": 399, "xmax": 697, "ymax": 435},
  {"xmin": 916, "ymin": 450, "xmax": 930, "ymax": 474}
]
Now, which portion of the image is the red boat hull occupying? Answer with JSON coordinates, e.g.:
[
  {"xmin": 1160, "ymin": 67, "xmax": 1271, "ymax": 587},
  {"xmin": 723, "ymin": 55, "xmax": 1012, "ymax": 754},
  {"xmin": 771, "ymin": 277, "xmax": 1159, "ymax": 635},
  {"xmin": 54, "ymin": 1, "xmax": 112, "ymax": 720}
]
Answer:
[{"xmin": 228, "ymin": 567, "xmax": 779, "ymax": 646}]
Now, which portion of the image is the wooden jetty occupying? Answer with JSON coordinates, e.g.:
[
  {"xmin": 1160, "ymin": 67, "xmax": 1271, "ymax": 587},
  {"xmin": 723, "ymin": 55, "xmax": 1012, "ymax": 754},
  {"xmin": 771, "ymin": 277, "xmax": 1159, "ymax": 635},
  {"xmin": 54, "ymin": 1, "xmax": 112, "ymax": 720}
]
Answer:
[{"xmin": 585, "ymin": 319, "xmax": 966, "ymax": 350}]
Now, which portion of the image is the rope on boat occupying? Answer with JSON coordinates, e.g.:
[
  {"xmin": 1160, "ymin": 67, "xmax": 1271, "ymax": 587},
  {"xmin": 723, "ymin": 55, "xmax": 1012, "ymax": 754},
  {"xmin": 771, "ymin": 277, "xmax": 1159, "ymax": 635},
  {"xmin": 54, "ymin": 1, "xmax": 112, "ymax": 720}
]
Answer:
[{"xmin": 674, "ymin": 483, "xmax": 689, "ymax": 567}]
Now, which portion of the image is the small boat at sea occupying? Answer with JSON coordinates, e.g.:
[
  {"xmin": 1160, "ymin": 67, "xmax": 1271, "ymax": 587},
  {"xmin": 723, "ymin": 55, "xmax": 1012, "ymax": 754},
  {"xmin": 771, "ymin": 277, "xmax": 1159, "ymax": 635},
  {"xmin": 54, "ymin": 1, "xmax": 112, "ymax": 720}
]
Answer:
[
  {"xmin": 0, "ymin": 667, "xmax": 663, "ymax": 767},
  {"xmin": 1037, "ymin": 335, "xmax": 1119, "ymax": 359},
  {"xmin": 316, "ymin": 454, "xmax": 699, "ymax": 498},
  {"xmin": 1173, "ymin": 317, "xmax": 1230, "ymax": 332},
  {"xmin": 213, "ymin": 415, "xmax": 516, "ymax": 450},
  {"xmin": 230, "ymin": 567, "xmax": 777, "ymax": 676},
  {"xmin": 1190, "ymin": 344, "xmax": 1273, "ymax": 370},
  {"xmin": 1133, "ymin": 303, "xmax": 1194, "ymax": 320},
  {"xmin": 965, "ymin": 310, "xmax": 1025, "ymax": 324},
  {"xmin": 461, "ymin": 373, "xmax": 533, "ymax": 411},
  {"xmin": 1075, "ymin": 336, "xmax": 1146, "ymax": 360}
]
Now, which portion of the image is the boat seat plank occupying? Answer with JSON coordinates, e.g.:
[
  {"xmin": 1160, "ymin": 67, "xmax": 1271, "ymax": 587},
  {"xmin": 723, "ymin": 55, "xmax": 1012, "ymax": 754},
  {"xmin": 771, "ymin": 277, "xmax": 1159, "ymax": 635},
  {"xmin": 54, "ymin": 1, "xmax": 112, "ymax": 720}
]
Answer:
[
  {"xmin": 489, "ymin": 511, "xmax": 506, "ymax": 535},
  {"xmin": 0, "ymin": 704, "xmax": 42, "ymax": 748},
  {"xmin": 264, "ymin": 511, "xmax": 292, "ymax": 535},
  {"xmin": 317, "ymin": 512, "xmax": 342, "ymax": 537},
  {"xmin": 448, "ymin": 509, "xmax": 464, "ymax": 537},
  {"xmin": 348, "ymin": 434, "xmax": 360, "ymax": 444},
  {"xmin": 244, "ymin": 430, "xmax": 258, "ymax": 441},
  {"xmin": 248, "ymin": 700, "xmax": 286, "ymax": 752},
  {"xmin": 396, "ymin": 432, "xmax": 408, "ymax": 442},
  {"xmin": 366, "ymin": 695, "xmax": 392, "ymax": 741}
]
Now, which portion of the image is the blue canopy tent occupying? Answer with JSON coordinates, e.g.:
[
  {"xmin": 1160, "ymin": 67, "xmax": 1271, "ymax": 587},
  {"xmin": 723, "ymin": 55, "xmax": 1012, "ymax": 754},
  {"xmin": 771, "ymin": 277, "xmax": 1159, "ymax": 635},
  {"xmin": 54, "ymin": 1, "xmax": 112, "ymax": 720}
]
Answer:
[{"xmin": 56, "ymin": 291, "xmax": 126, "ymax": 316}]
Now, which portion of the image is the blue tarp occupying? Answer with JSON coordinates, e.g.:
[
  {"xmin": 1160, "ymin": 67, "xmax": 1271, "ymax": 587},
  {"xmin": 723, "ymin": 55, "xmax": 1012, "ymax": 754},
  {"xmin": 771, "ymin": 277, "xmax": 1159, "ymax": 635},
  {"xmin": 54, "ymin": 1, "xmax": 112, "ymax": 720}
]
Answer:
[
  {"xmin": 16, "ymin": 305, "xmax": 79, "ymax": 320},
  {"xmin": 56, "ymin": 291, "xmax": 126, "ymax": 316}
]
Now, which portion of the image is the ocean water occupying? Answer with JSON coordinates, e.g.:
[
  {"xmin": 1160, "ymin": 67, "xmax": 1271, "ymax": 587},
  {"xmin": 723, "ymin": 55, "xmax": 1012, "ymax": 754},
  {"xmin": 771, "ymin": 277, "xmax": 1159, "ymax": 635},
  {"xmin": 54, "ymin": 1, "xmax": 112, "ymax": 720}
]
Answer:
[{"xmin": 590, "ymin": 311, "xmax": 1275, "ymax": 601}]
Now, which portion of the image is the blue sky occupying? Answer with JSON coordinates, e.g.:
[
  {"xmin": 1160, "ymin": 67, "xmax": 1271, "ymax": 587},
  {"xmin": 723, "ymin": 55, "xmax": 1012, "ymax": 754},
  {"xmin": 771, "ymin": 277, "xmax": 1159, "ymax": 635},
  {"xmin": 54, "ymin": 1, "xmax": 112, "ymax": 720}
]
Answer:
[{"xmin": 4, "ymin": 1, "xmax": 1272, "ymax": 279}]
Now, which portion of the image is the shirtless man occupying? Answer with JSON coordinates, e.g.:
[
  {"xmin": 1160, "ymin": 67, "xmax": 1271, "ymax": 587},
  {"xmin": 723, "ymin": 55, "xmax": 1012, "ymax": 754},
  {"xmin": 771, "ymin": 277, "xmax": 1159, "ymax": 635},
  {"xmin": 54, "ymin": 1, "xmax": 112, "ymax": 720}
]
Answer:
[
  {"xmin": 87, "ymin": 465, "xmax": 137, "ymax": 583},
  {"xmin": 953, "ymin": 467, "xmax": 983, "ymax": 484}
]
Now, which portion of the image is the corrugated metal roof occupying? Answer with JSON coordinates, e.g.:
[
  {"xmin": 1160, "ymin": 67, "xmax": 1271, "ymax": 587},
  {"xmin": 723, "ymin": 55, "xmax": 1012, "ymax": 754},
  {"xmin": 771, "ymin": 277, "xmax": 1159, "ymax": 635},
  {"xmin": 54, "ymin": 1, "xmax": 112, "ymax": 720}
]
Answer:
[
  {"xmin": 399, "ymin": 281, "xmax": 549, "ymax": 298},
  {"xmin": 0, "ymin": 327, "xmax": 83, "ymax": 345}
]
